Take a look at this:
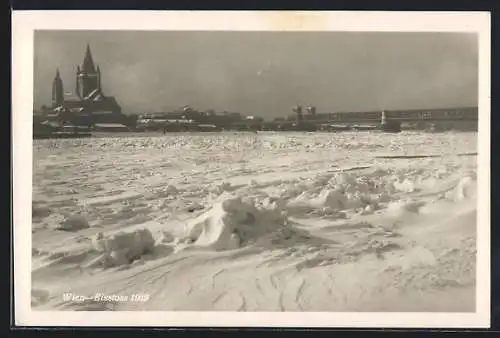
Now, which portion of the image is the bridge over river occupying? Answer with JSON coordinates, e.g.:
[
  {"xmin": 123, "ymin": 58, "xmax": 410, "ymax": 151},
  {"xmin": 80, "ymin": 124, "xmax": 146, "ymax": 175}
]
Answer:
[
  {"xmin": 279, "ymin": 107, "xmax": 478, "ymax": 131},
  {"xmin": 304, "ymin": 107, "xmax": 477, "ymax": 123}
]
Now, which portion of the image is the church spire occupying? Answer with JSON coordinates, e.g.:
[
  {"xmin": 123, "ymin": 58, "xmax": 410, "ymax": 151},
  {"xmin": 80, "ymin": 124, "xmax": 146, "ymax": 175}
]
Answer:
[
  {"xmin": 82, "ymin": 43, "xmax": 96, "ymax": 73},
  {"xmin": 75, "ymin": 65, "xmax": 81, "ymax": 98},
  {"xmin": 52, "ymin": 68, "xmax": 64, "ymax": 107},
  {"xmin": 97, "ymin": 65, "xmax": 101, "ymax": 91}
]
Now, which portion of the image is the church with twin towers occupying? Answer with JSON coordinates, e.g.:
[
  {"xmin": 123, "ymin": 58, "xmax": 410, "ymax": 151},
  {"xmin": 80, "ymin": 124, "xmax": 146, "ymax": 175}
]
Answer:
[{"xmin": 50, "ymin": 44, "xmax": 127, "ymax": 125}]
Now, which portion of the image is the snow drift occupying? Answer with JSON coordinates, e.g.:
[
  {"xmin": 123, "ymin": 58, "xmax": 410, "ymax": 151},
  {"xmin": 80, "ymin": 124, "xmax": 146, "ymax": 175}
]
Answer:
[{"xmin": 184, "ymin": 194, "xmax": 287, "ymax": 250}]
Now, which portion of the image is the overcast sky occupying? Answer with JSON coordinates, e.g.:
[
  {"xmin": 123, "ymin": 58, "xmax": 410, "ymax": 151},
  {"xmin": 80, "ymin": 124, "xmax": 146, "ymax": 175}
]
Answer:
[{"xmin": 34, "ymin": 30, "xmax": 478, "ymax": 117}]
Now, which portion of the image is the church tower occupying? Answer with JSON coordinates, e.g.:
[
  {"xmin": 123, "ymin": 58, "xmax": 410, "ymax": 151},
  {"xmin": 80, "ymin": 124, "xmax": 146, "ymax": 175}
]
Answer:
[
  {"xmin": 76, "ymin": 44, "xmax": 100, "ymax": 99},
  {"xmin": 51, "ymin": 68, "xmax": 64, "ymax": 107},
  {"xmin": 97, "ymin": 65, "xmax": 102, "ymax": 91}
]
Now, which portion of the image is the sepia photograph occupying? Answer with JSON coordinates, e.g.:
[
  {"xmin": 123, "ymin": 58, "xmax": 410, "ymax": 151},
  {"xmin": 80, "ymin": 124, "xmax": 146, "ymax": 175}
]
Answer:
[{"xmin": 13, "ymin": 11, "xmax": 490, "ymax": 327}]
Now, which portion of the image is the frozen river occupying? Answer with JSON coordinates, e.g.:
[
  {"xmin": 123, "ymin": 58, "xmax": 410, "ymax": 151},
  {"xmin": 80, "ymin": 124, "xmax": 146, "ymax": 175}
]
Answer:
[{"xmin": 31, "ymin": 131, "xmax": 478, "ymax": 312}]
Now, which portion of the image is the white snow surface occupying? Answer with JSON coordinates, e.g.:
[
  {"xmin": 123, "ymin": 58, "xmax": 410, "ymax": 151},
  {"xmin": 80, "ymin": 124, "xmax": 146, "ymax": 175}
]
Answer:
[{"xmin": 32, "ymin": 131, "xmax": 478, "ymax": 311}]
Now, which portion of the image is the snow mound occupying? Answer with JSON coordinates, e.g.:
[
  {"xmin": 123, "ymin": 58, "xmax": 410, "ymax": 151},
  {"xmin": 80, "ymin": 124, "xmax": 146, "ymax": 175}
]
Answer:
[
  {"xmin": 287, "ymin": 185, "xmax": 374, "ymax": 214},
  {"xmin": 90, "ymin": 229, "xmax": 155, "ymax": 267},
  {"xmin": 154, "ymin": 185, "xmax": 178, "ymax": 198},
  {"xmin": 156, "ymin": 230, "xmax": 175, "ymax": 244},
  {"xmin": 386, "ymin": 200, "xmax": 426, "ymax": 216},
  {"xmin": 55, "ymin": 215, "xmax": 90, "ymax": 231},
  {"xmin": 394, "ymin": 179, "xmax": 417, "ymax": 193},
  {"xmin": 184, "ymin": 194, "xmax": 287, "ymax": 251},
  {"xmin": 165, "ymin": 185, "xmax": 178, "ymax": 194},
  {"xmin": 314, "ymin": 188, "xmax": 347, "ymax": 210},
  {"xmin": 212, "ymin": 182, "xmax": 233, "ymax": 194},
  {"xmin": 449, "ymin": 176, "xmax": 477, "ymax": 202}
]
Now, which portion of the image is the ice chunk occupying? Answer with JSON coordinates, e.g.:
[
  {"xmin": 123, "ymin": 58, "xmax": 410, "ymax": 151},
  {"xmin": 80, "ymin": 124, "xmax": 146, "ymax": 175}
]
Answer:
[
  {"xmin": 184, "ymin": 194, "xmax": 287, "ymax": 251},
  {"xmin": 315, "ymin": 188, "xmax": 347, "ymax": 210},
  {"xmin": 453, "ymin": 176, "xmax": 476, "ymax": 202},
  {"xmin": 56, "ymin": 215, "xmax": 90, "ymax": 231},
  {"xmin": 90, "ymin": 228, "xmax": 155, "ymax": 266},
  {"xmin": 156, "ymin": 230, "xmax": 175, "ymax": 244}
]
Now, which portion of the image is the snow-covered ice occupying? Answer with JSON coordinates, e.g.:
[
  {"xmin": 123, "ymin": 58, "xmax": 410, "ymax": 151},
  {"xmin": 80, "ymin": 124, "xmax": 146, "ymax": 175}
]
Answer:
[{"xmin": 31, "ymin": 131, "xmax": 478, "ymax": 311}]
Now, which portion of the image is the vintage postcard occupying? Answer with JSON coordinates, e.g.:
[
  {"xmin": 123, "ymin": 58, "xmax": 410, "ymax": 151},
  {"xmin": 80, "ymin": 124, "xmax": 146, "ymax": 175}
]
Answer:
[{"xmin": 12, "ymin": 11, "xmax": 490, "ymax": 328}]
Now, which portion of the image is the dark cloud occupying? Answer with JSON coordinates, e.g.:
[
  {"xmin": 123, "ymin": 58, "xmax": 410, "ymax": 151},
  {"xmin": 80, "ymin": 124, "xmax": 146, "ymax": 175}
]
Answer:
[{"xmin": 34, "ymin": 31, "xmax": 478, "ymax": 117}]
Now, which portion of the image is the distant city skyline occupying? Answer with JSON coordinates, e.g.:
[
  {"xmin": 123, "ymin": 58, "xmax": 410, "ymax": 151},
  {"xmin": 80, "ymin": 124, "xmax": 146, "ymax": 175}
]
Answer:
[{"xmin": 34, "ymin": 31, "xmax": 478, "ymax": 117}]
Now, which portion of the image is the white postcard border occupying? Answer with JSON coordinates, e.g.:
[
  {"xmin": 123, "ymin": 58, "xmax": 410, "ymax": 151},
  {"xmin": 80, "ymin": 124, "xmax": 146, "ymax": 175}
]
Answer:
[{"xmin": 12, "ymin": 10, "xmax": 491, "ymax": 328}]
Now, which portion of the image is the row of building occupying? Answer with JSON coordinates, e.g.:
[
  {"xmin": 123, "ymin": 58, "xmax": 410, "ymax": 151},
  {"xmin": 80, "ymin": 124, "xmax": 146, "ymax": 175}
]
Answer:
[
  {"xmin": 34, "ymin": 44, "xmax": 268, "ymax": 132},
  {"xmin": 34, "ymin": 44, "xmax": 478, "ymax": 134}
]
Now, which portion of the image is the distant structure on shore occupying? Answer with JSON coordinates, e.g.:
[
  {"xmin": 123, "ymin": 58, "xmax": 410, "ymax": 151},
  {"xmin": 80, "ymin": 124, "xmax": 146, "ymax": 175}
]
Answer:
[
  {"xmin": 135, "ymin": 106, "xmax": 264, "ymax": 132},
  {"xmin": 37, "ymin": 44, "xmax": 131, "ymax": 129}
]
